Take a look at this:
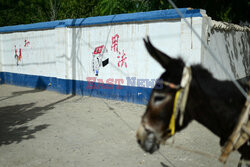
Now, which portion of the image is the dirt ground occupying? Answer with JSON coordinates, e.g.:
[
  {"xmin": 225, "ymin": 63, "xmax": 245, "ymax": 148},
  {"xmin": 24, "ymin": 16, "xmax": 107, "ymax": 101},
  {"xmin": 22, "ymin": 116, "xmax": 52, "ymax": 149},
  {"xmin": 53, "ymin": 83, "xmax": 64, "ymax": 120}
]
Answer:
[{"xmin": 0, "ymin": 84, "xmax": 242, "ymax": 167}]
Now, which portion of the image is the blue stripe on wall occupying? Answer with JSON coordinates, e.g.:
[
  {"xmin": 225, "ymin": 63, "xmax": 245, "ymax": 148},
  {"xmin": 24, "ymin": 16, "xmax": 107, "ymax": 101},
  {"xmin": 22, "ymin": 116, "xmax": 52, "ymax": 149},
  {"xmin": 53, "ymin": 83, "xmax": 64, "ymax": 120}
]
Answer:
[
  {"xmin": 0, "ymin": 8, "xmax": 203, "ymax": 33},
  {"xmin": 0, "ymin": 72, "xmax": 152, "ymax": 105}
]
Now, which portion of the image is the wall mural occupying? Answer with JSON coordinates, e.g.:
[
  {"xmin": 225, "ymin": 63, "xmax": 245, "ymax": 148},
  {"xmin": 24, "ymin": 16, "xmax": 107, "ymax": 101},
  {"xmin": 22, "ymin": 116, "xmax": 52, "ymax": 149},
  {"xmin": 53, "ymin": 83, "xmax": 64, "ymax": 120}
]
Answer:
[
  {"xmin": 91, "ymin": 33, "xmax": 128, "ymax": 76},
  {"xmin": 14, "ymin": 45, "xmax": 22, "ymax": 65},
  {"xmin": 92, "ymin": 45, "xmax": 109, "ymax": 76},
  {"xmin": 14, "ymin": 39, "xmax": 30, "ymax": 66}
]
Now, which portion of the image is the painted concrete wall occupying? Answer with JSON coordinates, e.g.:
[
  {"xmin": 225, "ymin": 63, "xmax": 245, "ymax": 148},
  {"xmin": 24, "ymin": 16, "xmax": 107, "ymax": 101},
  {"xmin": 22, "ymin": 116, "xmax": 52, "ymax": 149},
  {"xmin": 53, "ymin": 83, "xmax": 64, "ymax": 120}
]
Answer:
[
  {"xmin": 0, "ymin": 9, "xmax": 249, "ymax": 104},
  {"xmin": 0, "ymin": 34, "xmax": 2, "ymax": 73},
  {"xmin": 0, "ymin": 9, "xmax": 203, "ymax": 81},
  {"xmin": 1, "ymin": 30, "xmax": 57, "ymax": 77},
  {"xmin": 180, "ymin": 17, "xmax": 203, "ymax": 66},
  {"xmin": 63, "ymin": 17, "xmax": 204, "ymax": 90},
  {"xmin": 201, "ymin": 17, "xmax": 250, "ymax": 80},
  {"xmin": 67, "ymin": 21, "xmax": 180, "ymax": 83}
]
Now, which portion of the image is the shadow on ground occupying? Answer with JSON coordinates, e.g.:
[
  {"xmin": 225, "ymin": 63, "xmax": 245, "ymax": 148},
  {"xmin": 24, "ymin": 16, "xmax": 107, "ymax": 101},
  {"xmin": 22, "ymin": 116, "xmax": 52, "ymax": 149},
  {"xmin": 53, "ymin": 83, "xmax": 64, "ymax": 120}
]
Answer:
[
  {"xmin": 0, "ymin": 92, "xmax": 74, "ymax": 145},
  {"xmin": 0, "ymin": 77, "xmax": 50, "ymax": 102},
  {"xmin": 0, "ymin": 89, "xmax": 45, "ymax": 102},
  {"xmin": 160, "ymin": 162, "xmax": 170, "ymax": 167}
]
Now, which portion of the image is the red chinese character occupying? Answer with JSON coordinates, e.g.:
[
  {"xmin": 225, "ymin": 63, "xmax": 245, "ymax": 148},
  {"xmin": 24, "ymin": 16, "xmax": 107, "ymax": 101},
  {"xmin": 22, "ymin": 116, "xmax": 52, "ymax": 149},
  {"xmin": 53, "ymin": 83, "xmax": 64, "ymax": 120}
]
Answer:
[
  {"xmin": 117, "ymin": 50, "xmax": 127, "ymax": 68},
  {"xmin": 111, "ymin": 34, "xmax": 119, "ymax": 53},
  {"xmin": 24, "ymin": 40, "xmax": 30, "ymax": 47}
]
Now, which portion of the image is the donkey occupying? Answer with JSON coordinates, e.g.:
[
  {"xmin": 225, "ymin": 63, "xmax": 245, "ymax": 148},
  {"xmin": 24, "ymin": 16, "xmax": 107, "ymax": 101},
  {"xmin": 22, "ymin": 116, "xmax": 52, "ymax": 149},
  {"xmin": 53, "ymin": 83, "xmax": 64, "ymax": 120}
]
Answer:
[{"xmin": 136, "ymin": 37, "xmax": 250, "ymax": 163}]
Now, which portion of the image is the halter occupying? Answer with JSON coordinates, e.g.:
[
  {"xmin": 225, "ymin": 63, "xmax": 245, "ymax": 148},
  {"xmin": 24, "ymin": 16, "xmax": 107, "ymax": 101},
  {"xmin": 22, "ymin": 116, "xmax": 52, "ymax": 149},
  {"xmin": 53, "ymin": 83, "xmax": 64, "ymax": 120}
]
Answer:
[{"xmin": 163, "ymin": 66, "xmax": 192, "ymax": 135}]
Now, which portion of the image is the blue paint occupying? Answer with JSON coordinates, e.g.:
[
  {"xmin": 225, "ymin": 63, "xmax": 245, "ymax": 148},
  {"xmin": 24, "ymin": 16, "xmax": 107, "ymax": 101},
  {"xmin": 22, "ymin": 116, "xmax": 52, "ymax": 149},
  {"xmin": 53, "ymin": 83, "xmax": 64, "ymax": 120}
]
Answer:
[
  {"xmin": 0, "ymin": 8, "xmax": 203, "ymax": 33},
  {"xmin": 0, "ymin": 8, "xmax": 204, "ymax": 103},
  {"xmin": 0, "ymin": 21, "xmax": 62, "ymax": 33},
  {"xmin": 0, "ymin": 72, "xmax": 152, "ymax": 105}
]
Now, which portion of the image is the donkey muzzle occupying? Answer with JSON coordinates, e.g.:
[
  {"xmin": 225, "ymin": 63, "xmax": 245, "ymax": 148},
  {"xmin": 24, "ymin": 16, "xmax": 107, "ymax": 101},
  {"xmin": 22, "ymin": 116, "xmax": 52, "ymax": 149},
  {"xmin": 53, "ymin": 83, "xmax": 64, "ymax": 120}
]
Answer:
[{"xmin": 136, "ymin": 124, "xmax": 160, "ymax": 154}]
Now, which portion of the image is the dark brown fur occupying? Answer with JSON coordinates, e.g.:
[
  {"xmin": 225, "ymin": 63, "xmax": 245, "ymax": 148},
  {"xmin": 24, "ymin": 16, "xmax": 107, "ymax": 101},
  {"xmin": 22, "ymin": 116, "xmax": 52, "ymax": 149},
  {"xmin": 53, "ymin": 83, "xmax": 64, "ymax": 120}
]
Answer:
[{"xmin": 142, "ymin": 37, "xmax": 250, "ymax": 160}]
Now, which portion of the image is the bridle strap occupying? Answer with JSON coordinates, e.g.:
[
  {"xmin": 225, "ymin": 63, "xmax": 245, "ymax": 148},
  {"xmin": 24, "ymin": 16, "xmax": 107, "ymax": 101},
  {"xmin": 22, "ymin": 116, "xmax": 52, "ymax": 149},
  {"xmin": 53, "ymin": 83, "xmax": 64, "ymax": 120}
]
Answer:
[
  {"xmin": 169, "ymin": 89, "xmax": 183, "ymax": 135},
  {"xmin": 168, "ymin": 66, "xmax": 192, "ymax": 135},
  {"xmin": 178, "ymin": 67, "xmax": 192, "ymax": 126},
  {"xmin": 162, "ymin": 81, "xmax": 181, "ymax": 90}
]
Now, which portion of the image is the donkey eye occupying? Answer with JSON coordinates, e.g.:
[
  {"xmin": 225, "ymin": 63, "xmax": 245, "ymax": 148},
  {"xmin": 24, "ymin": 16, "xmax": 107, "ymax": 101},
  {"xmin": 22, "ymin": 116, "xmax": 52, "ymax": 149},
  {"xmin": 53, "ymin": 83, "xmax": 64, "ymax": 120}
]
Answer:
[
  {"xmin": 154, "ymin": 96, "xmax": 165, "ymax": 102},
  {"xmin": 152, "ymin": 93, "xmax": 169, "ymax": 105}
]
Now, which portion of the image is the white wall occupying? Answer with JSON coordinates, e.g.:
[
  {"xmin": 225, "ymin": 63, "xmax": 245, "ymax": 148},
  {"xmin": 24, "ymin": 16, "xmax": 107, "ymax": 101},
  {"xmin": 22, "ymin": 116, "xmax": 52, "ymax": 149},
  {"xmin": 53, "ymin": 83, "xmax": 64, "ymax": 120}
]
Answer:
[
  {"xmin": 0, "ymin": 34, "xmax": 2, "ymax": 73},
  {"xmin": 201, "ymin": 17, "xmax": 250, "ymax": 80},
  {"xmin": 55, "ymin": 27, "xmax": 69, "ymax": 79},
  {"xmin": 1, "ymin": 29, "xmax": 57, "ymax": 77},
  {"xmin": 180, "ymin": 17, "xmax": 203, "ymax": 66},
  {"xmin": 0, "ymin": 11, "xmax": 249, "ymax": 94},
  {"xmin": 0, "ymin": 18, "xmax": 200, "ymax": 87},
  {"xmin": 66, "ymin": 21, "xmax": 179, "ymax": 84},
  {"xmin": 62, "ymin": 19, "xmax": 203, "ymax": 87}
]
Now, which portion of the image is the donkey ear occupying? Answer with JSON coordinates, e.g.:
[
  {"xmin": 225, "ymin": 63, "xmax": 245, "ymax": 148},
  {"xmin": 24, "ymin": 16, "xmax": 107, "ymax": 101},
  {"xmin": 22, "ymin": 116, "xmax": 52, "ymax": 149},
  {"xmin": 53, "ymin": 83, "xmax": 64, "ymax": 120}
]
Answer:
[{"xmin": 144, "ymin": 36, "xmax": 173, "ymax": 69}]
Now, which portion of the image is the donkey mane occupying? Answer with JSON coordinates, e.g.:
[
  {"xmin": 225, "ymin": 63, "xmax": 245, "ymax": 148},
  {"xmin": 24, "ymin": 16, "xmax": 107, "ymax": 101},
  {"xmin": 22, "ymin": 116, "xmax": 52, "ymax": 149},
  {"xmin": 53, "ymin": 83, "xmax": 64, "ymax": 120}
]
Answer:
[
  {"xmin": 159, "ymin": 58, "xmax": 250, "ymax": 160},
  {"xmin": 185, "ymin": 64, "xmax": 248, "ymax": 144},
  {"xmin": 177, "ymin": 63, "xmax": 250, "ymax": 159}
]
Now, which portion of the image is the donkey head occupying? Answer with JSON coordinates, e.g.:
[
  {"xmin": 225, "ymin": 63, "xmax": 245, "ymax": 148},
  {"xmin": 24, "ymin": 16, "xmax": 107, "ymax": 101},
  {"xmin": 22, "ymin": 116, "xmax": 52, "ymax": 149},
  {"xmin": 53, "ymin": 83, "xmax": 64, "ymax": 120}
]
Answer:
[{"xmin": 136, "ymin": 37, "xmax": 188, "ymax": 153}]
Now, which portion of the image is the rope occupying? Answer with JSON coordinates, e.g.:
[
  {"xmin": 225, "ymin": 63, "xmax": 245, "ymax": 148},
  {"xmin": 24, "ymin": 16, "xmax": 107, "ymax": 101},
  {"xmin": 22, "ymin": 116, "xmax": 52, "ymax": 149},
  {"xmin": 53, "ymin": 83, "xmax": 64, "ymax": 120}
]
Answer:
[
  {"xmin": 105, "ymin": 100, "xmax": 250, "ymax": 166},
  {"xmin": 101, "ymin": 2, "xmax": 250, "ymax": 165},
  {"xmin": 158, "ymin": 150, "xmax": 178, "ymax": 167},
  {"xmin": 164, "ymin": 142, "xmax": 250, "ymax": 166},
  {"xmin": 211, "ymin": 20, "xmax": 250, "ymax": 32},
  {"xmin": 167, "ymin": 0, "xmax": 250, "ymax": 102}
]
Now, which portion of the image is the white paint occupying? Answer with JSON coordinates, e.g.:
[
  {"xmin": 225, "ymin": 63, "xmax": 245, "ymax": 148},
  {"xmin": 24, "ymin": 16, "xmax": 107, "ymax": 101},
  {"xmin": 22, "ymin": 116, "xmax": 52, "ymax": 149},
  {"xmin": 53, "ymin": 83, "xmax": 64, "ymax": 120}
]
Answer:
[
  {"xmin": 201, "ymin": 16, "xmax": 250, "ymax": 80},
  {"xmin": 0, "ymin": 30, "xmax": 56, "ymax": 77},
  {"xmin": 0, "ymin": 34, "xmax": 2, "ymax": 72},
  {"xmin": 0, "ymin": 13, "xmax": 249, "ymax": 91},
  {"xmin": 63, "ymin": 19, "xmax": 203, "ymax": 86},
  {"xmin": 55, "ymin": 27, "xmax": 69, "ymax": 79},
  {"xmin": 65, "ymin": 21, "xmax": 187, "ymax": 84},
  {"xmin": 180, "ymin": 17, "xmax": 203, "ymax": 66}
]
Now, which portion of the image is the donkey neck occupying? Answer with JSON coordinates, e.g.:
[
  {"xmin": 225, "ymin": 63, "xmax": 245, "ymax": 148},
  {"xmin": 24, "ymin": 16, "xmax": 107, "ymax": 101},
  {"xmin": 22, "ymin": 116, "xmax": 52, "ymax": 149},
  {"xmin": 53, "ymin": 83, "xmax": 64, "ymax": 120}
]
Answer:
[{"xmin": 185, "ymin": 65, "xmax": 246, "ymax": 145}]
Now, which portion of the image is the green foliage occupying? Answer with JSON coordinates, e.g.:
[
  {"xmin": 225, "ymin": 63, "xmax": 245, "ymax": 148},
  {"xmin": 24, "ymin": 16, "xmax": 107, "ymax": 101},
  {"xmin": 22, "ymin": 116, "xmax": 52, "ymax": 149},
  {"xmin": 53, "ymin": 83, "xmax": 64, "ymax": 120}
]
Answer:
[
  {"xmin": 174, "ymin": 0, "xmax": 249, "ymax": 25},
  {"xmin": 91, "ymin": 0, "xmax": 172, "ymax": 16},
  {"xmin": 218, "ymin": 6, "xmax": 232, "ymax": 23},
  {"xmin": 0, "ymin": 0, "xmax": 249, "ymax": 27}
]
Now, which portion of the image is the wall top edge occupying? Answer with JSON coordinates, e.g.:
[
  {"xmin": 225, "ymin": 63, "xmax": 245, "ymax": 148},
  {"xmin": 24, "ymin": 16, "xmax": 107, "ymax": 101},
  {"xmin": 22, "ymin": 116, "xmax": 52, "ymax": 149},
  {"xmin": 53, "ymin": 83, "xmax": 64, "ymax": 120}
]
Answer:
[
  {"xmin": 210, "ymin": 20, "xmax": 250, "ymax": 32},
  {"xmin": 0, "ymin": 8, "xmax": 203, "ymax": 33}
]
